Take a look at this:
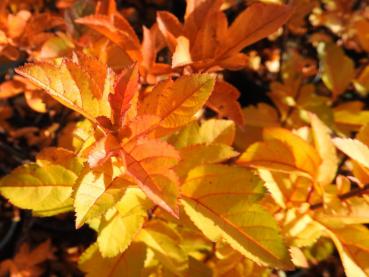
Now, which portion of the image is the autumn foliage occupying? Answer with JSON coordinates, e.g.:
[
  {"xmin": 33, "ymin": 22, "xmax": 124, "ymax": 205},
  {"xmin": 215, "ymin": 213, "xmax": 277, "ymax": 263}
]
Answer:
[{"xmin": 1, "ymin": 0, "xmax": 369, "ymax": 276}]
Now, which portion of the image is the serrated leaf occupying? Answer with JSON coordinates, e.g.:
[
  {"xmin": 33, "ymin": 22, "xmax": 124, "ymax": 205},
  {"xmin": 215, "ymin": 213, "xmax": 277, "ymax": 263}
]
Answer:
[
  {"xmin": 333, "ymin": 138, "xmax": 369, "ymax": 169},
  {"xmin": 316, "ymin": 196, "xmax": 369, "ymax": 226},
  {"xmin": 96, "ymin": 188, "xmax": 149, "ymax": 257},
  {"xmin": 122, "ymin": 139, "xmax": 180, "ymax": 217},
  {"xmin": 109, "ymin": 63, "xmax": 139, "ymax": 127},
  {"xmin": 74, "ymin": 164, "xmax": 131, "ymax": 228},
  {"xmin": 139, "ymin": 74, "xmax": 215, "ymax": 136},
  {"xmin": 0, "ymin": 163, "xmax": 76, "ymax": 215},
  {"xmin": 181, "ymin": 164, "xmax": 293, "ymax": 269},
  {"xmin": 258, "ymin": 169, "xmax": 286, "ymax": 209},
  {"xmin": 138, "ymin": 221, "xmax": 188, "ymax": 274},
  {"xmin": 79, "ymin": 242, "xmax": 146, "ymax": 277},
  {"xmin": 15, "ymin": 53, "xmax": 114, "ymax": 125},
  {"xmin": 238, "ymin": 127, "xmax": 321, "ymax": 178}
]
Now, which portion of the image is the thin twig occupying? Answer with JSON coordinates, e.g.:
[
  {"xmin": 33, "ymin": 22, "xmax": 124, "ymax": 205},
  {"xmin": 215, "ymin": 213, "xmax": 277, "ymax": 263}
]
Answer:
[{"xmin": 310, "ymin": 184, "xmax": 369, "ymax": 210}]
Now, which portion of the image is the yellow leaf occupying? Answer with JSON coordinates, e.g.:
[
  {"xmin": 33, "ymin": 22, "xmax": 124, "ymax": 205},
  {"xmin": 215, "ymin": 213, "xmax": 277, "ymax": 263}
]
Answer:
[
  {"xmin": 320, "ymin": 224, "xmax": 369, "ymax": 277},
  {"xmin": 214, "ymin": 242, "xmax": 271, "ymax": 276},
  {"xmin": 238, "ymin": 127, "xmax": 321, "ymax": 178},
  {"xmin": 16, "ymin": 53, "xmax": 114, "ymax": 125},
  {"xmin": 0, "ymin": 163, "xmax": 76, "ymax": 215},
  {"xmin": 172, "ymin": 36, "xmax": 192, "ymax": 68},
  {"xmin": 58, "ymin": 120, "xmax": 94, "ymax": 152},
  {"xmin": 79, "ymin": 242, "xmax": 146, "ymax": 277},
  {"xmin": 310, "ymin": 113, "xmax": 338, "ymax": 186},
  {"xmin": 258, "ymin": 169, "xmax": 286, "ymax": 208},
  {"xmin": 318, "ymin": 42, "xmax": 355, "ymax": 98},
  {"xmin": 36, "ymin": 147, "xmax": 83, "ymax": 174},
  {"xmin": 168, "ymin": 121, "xmax": 201, "ymax": 148},
  {"xmin": 334, "ymin": 102, "xmax": 369, "ymax": 132},
  {"xmin": 235, "ymin": 103, "xmax": 280, "ymax": 151},
  {"xmin": 138, "ymin": 221, "xmax": 188, "ymax": 274},
  {"xmin": 39, "ymin": 33, "xmax": 74, "ymax": 59},
  {"xmin": 354, "ymin": 64, "xmax": 369, "ymax": 95},
  {"xmin": 181, "ymin": 164, "xmax": 293, "ymax": 269},
  {"xmin": 74, "ymin": 163, "xmax": 131, "ymax": 228},
  {"xmin": 169, "ymin": 119, "xmax": 235, "ymax": 148},
  {"xmin": 333, "ymin": 138, "xmax": 369, "ymax": 169},
  {"xmin": 198, "ymin": 119, "xmax": 235, "ymax": 146},
  {"xmin": 316, "ymin": 196, "xmax": 369, "ymax": 226},
  {"xmin": 175, "ymin": 144, "xmax": 239, "ymax": 178},
  {"xmin": 96, "ymin": 188, "xmax": 149, "ymax": 257}
]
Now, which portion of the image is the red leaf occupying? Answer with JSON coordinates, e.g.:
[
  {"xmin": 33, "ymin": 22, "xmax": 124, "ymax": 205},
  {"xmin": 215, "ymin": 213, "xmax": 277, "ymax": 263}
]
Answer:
[{"xmin": 109, "ymin": 63, "xmax": 139, "ymax": 127}]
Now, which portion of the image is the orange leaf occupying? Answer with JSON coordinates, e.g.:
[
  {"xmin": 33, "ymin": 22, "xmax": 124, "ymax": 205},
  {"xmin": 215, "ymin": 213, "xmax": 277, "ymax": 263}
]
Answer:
[
  {"xmin": 219, "ymin": 2, "xmax": 292, "ymax": 57},
  {"xmin": 0, "ymin": 240, "xmax": 54, "ymax": 277},
  {"xmin": 207, "ymin": 80, "xmax": 244, "ymax": 126},
  {"xmin": 156, "ymin": 11, "xmax": 184, "ymax": 52},
  {"xmin": 75, "ymin": 14, "xmax": 141, "ymax": 60},
  {"xmin": 122, "ymin": 139, "xmax": 180, "ymax": 217}
]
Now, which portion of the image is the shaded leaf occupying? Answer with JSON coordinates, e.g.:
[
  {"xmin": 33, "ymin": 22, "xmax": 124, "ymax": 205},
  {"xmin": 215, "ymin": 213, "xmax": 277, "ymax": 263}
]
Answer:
[
  {"xmin": 79, "ymin": 243, "xmax": 146, "ymax": 277},
  {"xmin": 318, "ymin": 42, "xmax": 355, "ymax": 98}
]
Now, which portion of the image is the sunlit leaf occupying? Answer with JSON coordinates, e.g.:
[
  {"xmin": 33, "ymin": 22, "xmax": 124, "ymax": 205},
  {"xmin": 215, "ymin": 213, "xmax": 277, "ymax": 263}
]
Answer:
[{"xmin": 181, "ymin": 164, "xmax": 293, "ymax": 269}]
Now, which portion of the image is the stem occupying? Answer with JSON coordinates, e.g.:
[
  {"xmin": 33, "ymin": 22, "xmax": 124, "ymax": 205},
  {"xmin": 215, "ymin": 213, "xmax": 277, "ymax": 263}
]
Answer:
[
  {"xmin": 310, "ymin": 184, "xmax": 369, "ymax": 210},
  {"xmin": 280, "ymin": 80, "xmax": 303, "ymax": 127}
]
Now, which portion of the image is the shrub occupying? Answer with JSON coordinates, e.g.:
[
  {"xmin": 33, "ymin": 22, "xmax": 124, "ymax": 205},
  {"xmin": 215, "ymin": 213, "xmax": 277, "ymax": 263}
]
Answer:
[{"xmin": 1, "ymin": 0, "xmax": 369, "ymax": 276}]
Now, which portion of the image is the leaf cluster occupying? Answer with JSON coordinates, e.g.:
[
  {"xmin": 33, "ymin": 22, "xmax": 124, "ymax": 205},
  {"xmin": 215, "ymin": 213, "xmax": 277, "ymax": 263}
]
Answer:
[{"xmin": 1, "ymin": 0, "xmax": 369, "ymax": 276}]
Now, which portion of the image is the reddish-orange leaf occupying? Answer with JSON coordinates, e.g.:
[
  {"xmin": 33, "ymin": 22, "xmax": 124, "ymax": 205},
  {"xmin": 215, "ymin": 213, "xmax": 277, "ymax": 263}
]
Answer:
[
  {"xmin": 207, "ymin": 80, "xmax": 244, "ymax": 126},
  {"xmin": 218, "ymin": 2, "xmax": 292, "ymax": 57},
  {"xmin": 122, "ymin": 139, "xmax": 180, "ymax": 217},
  {"xmin": 0, "ymin": 240, "xmax": 54, "ymax": 277},
  {"xmin": 109, "ymin": 63, "xmax": 139, "ymax": 127}
]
